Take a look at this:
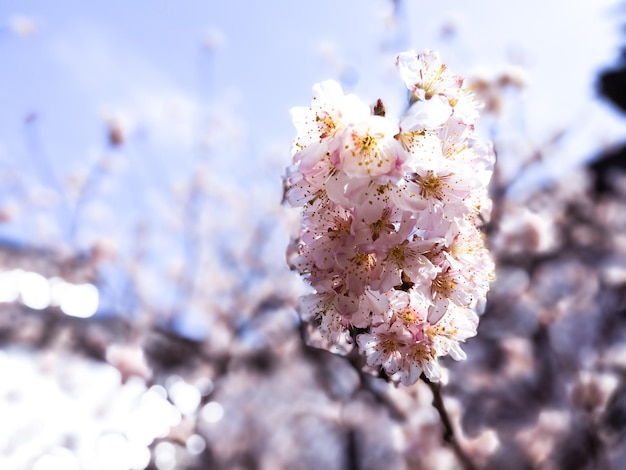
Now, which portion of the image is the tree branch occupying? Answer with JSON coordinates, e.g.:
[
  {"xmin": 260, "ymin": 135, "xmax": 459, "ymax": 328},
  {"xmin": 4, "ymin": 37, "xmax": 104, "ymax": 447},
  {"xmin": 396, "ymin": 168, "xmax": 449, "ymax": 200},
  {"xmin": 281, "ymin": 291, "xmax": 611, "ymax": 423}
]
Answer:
[{"xmin": 422, "ymin": 376, "xmax": 477, "ymax": 470}]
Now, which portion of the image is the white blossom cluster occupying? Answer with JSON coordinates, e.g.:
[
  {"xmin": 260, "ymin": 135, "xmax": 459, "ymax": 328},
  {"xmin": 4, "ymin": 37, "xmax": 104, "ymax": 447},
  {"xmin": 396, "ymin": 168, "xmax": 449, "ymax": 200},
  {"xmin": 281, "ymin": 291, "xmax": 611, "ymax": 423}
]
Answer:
[{"xmin": 285, "ymin": 50, "xmax": 495, "ymax": 385}]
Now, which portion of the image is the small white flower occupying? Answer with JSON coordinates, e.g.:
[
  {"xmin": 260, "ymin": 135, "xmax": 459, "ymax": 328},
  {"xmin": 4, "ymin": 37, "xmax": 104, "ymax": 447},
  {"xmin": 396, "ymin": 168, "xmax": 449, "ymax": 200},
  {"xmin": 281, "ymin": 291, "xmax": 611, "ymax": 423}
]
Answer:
[
  {"xmin": 290, "ymin": 80, "xmax": 370, "ymax": 153},
  {"xmin": 396, "ymin": 50, "xmax": 461, "ymax": 102},
  {"xmin": 357, "ymin": 321, "xmax": 412, "ymax": 375},
  {"xmin": 401, "ymin": 96, "xmax": 452, "ymax": 130},
  {"xmin": 338, "ymin": 115, "xmax": 403, "ymax": 179},
  {"xmin": 299, "ymin": 292, "xmax": 351, "ymax": 346}
]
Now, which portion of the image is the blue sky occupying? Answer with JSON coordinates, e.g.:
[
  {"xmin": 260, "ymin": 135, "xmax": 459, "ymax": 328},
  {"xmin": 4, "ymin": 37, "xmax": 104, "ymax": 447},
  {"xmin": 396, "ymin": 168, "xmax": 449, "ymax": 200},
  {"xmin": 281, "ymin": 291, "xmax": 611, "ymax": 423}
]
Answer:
[
  {"xmin": 0, "ymin": 2, "xmax": 386, "ymax": 244},
  {"xmin": 1, "ymin": 1, "xmax": 623, "ymax": 185}
]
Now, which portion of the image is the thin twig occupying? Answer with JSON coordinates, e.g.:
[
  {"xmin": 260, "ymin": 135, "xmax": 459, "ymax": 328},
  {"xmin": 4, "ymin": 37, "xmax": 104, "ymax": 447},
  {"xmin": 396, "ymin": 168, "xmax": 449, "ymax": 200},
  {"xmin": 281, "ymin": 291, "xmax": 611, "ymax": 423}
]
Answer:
[{"xmin": 422, "ymin": 376, "xmax": 477, "ymax": 470}]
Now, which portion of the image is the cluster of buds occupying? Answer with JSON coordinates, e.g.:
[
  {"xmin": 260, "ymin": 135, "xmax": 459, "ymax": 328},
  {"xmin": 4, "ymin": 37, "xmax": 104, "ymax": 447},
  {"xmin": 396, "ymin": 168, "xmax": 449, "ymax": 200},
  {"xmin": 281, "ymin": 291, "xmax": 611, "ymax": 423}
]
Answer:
[{"xmin": 285, "ymin": 50, "xmax": 495, "ymax": 384}]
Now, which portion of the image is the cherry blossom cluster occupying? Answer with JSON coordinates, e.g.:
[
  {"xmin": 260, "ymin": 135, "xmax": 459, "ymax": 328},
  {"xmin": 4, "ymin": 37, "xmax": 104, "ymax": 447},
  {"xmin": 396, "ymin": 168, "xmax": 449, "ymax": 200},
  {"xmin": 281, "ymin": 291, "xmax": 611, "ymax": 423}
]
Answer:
[{"xmin": 285, "ymin": 50, "xmax": 495, "ymax": 385}]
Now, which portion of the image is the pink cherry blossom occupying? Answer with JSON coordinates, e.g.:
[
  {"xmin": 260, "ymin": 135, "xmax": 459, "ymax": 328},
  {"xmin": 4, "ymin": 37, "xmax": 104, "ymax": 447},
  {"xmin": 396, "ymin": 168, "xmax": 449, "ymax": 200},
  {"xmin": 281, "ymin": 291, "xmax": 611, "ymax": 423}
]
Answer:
[{"xmin": 286, "ymin": 49, "xmax": 495, "ymax": 385}]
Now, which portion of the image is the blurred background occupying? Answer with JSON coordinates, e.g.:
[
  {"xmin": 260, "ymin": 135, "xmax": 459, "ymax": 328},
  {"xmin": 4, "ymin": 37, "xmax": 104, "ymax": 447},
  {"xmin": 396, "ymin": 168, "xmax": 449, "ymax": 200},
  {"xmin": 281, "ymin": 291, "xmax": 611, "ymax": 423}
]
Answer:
[{"xmin": 1, "ymin": 0, "xmax": 626, "ymax": 468}]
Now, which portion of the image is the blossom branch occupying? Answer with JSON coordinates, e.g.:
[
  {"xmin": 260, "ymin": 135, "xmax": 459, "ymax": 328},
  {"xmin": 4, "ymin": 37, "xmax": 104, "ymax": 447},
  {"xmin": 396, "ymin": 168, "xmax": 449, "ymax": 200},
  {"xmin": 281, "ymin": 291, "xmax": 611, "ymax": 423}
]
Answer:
[{"xmin": 285, "ymin": 49, "xmax": 495, "ymax": 386}]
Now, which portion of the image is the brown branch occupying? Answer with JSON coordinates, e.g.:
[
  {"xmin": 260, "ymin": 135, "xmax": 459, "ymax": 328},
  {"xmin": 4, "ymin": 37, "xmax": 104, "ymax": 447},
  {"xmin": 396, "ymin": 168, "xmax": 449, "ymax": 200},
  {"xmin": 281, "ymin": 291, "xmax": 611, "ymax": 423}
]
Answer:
[{"xmin": 422, "ymin": 376, "xmax": 477, "ymax": 470}]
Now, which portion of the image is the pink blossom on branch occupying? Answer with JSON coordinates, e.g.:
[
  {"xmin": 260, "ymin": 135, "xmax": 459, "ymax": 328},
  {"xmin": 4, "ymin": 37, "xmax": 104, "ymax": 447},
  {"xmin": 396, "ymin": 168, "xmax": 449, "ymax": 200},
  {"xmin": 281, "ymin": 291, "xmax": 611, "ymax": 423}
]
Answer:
[{"xmin": 285, "ymin": 50, "xmax": 495, "ymax": 384}]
